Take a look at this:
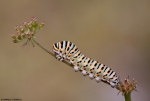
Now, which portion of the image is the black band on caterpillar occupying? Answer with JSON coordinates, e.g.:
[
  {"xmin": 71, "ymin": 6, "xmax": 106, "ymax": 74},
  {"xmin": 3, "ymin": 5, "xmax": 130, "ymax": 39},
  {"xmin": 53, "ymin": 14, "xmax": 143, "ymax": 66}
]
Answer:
[{"xmin": 52, "ymin": 41, "xmax": 120, "ymax": 88}]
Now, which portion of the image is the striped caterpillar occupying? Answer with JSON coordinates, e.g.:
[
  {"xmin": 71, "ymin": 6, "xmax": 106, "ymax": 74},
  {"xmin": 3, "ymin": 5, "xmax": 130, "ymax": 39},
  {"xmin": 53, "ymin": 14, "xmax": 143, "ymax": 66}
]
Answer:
[{"xmin": 52, "ymin": 41, "xmax": 120, "ymax": 88}]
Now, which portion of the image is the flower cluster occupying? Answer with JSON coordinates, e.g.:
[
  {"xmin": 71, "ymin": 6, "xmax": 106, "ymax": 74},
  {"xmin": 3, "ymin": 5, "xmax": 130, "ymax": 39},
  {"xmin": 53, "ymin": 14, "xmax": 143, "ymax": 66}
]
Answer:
[
  {"xmin": 117, "ymin": 76, "xmax": 138, "ymax": 95},
  {"xmin": 10, "ymin": 17, "xmax": 44, "ymax": 46}
]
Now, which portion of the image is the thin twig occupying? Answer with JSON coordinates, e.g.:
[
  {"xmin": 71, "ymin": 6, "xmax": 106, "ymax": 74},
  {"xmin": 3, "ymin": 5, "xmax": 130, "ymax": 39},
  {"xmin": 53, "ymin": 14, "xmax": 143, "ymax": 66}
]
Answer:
[{"xmin": 32, "ymin": 38, "xmax": 73, "ymax": 67}]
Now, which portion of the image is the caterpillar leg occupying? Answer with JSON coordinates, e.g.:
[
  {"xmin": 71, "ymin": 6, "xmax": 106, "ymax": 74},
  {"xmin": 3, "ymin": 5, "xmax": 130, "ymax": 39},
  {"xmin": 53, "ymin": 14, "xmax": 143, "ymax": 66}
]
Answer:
[
  {"xmin": 82, "ymin": 70, "xmax": 88, "ymax": 76},
  {"xmin": 95, "ymin": 77, "xmax": 101, "ymax": 83},
  {"xmin": 74, "ymin": 66, "xmax": 79, "ymax": 72},
  {"xmin": 55, "ymin": 54, "xmax": 64, "ymax": 61},
  {"xmin": 89, "ymin": 74, "xmax": 94, "ymax": 79},
  {"xmin": 59, "ymin": 58, "xmax": 64, "ymax": 61},
  {"xmin": 110, "ymin": 79, "xmax": 119, "ymax": 88},
  {"xmin": 110, "ymin": 82, "xmax": 116, "ymax": 88},
  {"xmin": 59, "ymin": 51, "xmax": 67, "ymax": 60},
  {"xmin": 56, "ymin": 55, "xmax": 61, "ymax": 59}
]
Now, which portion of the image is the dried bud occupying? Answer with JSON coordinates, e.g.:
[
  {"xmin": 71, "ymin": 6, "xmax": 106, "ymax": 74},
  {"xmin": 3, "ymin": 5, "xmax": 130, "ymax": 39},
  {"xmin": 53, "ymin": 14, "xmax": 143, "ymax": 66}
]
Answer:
[
  {"xmin": 17, "ymin": 34, "xmax": 22, "ymax": 40},
  {"xmin": 15, "ymin": 26, "xmax": 19, "ymax": 31},
  {"xmin": 13, "ymin": 39, "xmax": 19, "ymax": 43},
  {"xmin": 27, "ymin": 22, "xmax": 32, "ymax": 28},
  {"xmin": 39, "ymin": 22, "xmax": 44, "ymax": 29},
  {"xmin": 10, "ymin": 34, "xmax": 16, "ymax": 39},
  {"xmin": 117, "ymin": 76, "xmax": 138, "ymax": 95},
  {"xmin": 31, "ymin": 17, "xmax": 36, "ymax": 21}
]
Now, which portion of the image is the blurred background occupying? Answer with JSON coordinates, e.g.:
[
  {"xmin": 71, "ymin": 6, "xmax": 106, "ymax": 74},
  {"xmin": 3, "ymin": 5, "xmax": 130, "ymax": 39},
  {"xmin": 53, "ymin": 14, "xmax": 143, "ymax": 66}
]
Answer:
[{"xmin": 0, "ymin": 0, "xmax": 150, "ymax": 101}]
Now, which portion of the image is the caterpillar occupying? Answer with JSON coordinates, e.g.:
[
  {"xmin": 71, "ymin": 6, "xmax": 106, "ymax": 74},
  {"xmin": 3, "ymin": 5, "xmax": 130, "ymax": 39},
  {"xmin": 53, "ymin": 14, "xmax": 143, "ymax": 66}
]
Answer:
[{"xmin": 52, "ymin": 41, "xmax": 120, "ymax": 88}]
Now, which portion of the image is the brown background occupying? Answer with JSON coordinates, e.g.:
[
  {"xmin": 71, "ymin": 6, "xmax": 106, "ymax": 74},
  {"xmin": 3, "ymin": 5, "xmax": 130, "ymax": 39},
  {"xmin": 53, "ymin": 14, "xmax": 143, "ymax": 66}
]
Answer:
[{"xmin": 0, "ymin": 0, "xmax": 150, "ymax": 101}]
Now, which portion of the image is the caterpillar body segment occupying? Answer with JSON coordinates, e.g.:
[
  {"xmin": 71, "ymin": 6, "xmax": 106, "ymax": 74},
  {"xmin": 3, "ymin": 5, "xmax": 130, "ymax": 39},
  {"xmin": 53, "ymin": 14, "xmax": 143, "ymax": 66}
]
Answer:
[{"xmin": 52, "ymin": 41, "xmax": 120, "ymax": 88}]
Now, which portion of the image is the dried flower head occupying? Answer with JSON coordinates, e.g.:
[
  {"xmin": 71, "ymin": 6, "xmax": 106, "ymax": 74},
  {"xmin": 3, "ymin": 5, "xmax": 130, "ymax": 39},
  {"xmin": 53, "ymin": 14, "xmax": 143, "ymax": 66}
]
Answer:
[
  {"xmin": 117, "ymin": 76, "xmax": 138, "ymax": 95},
  {"xmin": 10, "ymin": 17, "xmax": 44, "ymax": 47}
]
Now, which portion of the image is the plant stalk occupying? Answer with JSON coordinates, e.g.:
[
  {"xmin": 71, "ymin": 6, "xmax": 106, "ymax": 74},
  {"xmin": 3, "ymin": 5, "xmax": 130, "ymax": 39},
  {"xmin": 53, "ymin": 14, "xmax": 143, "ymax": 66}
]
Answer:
[
  {"xmin": 32, "ymin": 38, "xmax": 72, "ymax": 67},
  {"xmin": 124, "ymin": 92, "xmax": 131, "ymax": 101}
]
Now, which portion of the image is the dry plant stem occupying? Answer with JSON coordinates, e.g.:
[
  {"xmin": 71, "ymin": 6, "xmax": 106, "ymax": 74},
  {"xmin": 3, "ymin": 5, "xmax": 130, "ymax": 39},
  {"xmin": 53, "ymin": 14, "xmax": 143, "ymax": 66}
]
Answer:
[
  {"xmin": 32, "ymin": 38, "xmax": 74, "ymax": 67},
  {"xmin": 32, "ymin": 38, "xmax": 110, "ymax": 86},
  {"xmin": 124, "ymin": 92, "xmax": 131, "ymax": 101}
]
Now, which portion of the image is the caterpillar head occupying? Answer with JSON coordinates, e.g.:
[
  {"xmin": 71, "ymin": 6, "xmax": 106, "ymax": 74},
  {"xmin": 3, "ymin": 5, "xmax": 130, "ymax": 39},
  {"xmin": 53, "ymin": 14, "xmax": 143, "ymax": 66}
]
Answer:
[{"xmin": 53, "ymin": 44, "xmax": 59, "ymax": 54}]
